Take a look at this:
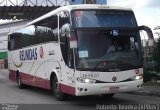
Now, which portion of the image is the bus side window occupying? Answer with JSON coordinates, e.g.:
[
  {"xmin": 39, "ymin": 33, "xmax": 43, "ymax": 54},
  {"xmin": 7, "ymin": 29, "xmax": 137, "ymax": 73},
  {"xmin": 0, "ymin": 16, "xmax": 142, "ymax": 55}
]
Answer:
[
  {"xmin": 33, "ymin": 15, "xmax": 58, "ymax": 45},
  {"xmin": 59, "ymin": 11, "xmax": 72, "ymax": 67},
  {"xmin": 8, "ymin": 32, "xmax": 23, "ymax": 50},
  {"xmin": 8, "ymin": 35, "xmax": 14, "ymax": 51}
]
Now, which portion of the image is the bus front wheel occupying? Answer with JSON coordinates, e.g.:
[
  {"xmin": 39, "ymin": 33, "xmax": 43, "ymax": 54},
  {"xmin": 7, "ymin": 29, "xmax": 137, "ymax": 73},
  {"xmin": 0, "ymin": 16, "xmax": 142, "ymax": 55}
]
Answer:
[{"xmin": 52, "ymin": 77, "xmax": 67, "ymax": 101}]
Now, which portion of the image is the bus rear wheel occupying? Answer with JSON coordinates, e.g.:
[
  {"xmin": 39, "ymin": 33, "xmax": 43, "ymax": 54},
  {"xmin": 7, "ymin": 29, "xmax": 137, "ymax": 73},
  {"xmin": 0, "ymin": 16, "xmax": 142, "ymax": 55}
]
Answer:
[
  {"xmin": 52, "ymin": 77, "xmax": 67, "ymax": 101},
  {"xmin": 17, "ymin": 72, "xmax": 25, "ymax": 89}
]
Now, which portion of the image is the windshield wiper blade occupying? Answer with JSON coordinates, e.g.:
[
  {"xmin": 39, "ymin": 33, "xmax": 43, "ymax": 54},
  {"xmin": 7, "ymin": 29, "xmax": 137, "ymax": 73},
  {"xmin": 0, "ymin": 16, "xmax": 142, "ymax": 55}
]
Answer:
[
  {"xmin": 93, "ymin": 60, "xmax": 138, "ymax": 70},
  {"xmin": 93, "ymin": 60, "xmax": 116, "ymax": 70}
]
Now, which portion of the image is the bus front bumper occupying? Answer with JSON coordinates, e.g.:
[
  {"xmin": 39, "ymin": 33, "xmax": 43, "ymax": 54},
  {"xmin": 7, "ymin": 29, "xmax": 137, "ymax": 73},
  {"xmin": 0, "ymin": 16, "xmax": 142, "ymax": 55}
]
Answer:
[{"xmin": 75, "ymin": 79, "xmax": 143, "ymax": 96}]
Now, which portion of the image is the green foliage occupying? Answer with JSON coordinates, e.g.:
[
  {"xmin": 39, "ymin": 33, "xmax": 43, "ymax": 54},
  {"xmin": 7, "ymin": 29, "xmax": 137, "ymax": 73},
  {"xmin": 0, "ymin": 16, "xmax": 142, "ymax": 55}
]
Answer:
[
  {"xmin": 154, "ymin": 25, "xmax": 160, "ymax": 37},
  {"xmin": 144, "ymin": 82, "xmax": 160, "ymax": 86},
  {"xmin": 154, "ymin": 25, "xmax": 160, "ymax": 30},
  {"xmin": 153, "ymin": 26, "xmax": 160, "ymax": 72},
  {"xmin": 153, "ymin": 38, "xmax": 160, "ymax": 72}
]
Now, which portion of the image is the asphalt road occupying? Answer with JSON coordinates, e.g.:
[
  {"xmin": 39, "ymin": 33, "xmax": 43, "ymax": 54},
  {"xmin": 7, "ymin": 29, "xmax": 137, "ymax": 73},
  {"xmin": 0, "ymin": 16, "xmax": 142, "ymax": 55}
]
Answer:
[{"xmin": 0, "ymin": 69, "xmax": 160, "ymax": 110}]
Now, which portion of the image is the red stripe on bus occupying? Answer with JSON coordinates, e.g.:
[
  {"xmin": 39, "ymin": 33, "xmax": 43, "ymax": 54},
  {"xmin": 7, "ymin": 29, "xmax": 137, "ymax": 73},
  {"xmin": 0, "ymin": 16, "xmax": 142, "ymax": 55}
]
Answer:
[
  {"xmin": 9, "ymin": 70, "xmax": 17, "ymax": 82},
  {"xmin": 59, "ymin": 83, "xmax": 75, "ymax": 95},
  {"xmin": 9, "ymin": 69, "xmax": 76, "ymax": 95},
  {"xmin": 9, "ymin": 69, "xmax": 51, "ymax": 90}
]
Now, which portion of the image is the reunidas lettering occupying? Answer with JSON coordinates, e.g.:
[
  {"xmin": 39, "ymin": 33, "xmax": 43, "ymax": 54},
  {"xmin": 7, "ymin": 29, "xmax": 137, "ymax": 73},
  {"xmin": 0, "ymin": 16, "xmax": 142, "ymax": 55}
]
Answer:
[{"xmin": 19, "ymin": 48, "xmax": 37, "ymax": 61}]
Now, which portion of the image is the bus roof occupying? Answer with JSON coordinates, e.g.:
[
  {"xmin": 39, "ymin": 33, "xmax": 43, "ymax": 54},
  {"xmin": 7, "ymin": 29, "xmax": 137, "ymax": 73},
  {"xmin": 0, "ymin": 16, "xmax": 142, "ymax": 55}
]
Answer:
[{"xmin": 27, "ymin": 4, "xmax": 132, "ymax": 26}]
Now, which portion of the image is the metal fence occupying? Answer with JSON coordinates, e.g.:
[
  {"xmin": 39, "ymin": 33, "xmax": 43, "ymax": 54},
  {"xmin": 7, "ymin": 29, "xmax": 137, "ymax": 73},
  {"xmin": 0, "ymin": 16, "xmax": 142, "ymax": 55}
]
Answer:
[{"xmin": 0, "ymin": 0, "xmax": 71, "ymax": 6}]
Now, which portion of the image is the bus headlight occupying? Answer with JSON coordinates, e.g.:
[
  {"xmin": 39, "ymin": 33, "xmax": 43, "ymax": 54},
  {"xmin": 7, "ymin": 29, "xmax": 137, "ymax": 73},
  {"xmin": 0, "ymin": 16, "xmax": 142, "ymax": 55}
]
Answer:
[
  {"xmin": 77, "ymin": 77, "xmax": 96, "ymax": 83},
  {"xmin": 131, "ymin": 74, "xmax": 143, "ymax": 81}
]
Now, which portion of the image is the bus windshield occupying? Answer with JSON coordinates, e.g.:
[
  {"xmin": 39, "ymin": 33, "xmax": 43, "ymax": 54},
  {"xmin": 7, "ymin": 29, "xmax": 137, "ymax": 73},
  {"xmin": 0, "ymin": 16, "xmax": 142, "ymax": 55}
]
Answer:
[
  {"xmin": 72, "ymin": 10, "xmax": 141, "ymax": 71},
  {"xmin": 72, "ymin": 10, "xmax": 136, "ymax": 28},
  {"xmin": 75, "ymin": 28, "xmax": 142, "ymax": 71}
]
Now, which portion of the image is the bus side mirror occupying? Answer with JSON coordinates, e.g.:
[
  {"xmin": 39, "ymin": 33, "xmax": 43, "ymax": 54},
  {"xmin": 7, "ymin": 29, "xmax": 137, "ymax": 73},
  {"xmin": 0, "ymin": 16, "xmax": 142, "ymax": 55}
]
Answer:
[
  {"xmin": 61, "ymin": 23, "xmax": 71, "ymax": 37},
  {"xmin": 61, "ymin": 23, "xmax": 77, "ymax": 48},
  {"xmin": 138, "ymin": 25, "xmax": 155, "ymax": 47},
  {"xmin": 64, "ymin": 24, "xmax": 78, "ymax": 48}
]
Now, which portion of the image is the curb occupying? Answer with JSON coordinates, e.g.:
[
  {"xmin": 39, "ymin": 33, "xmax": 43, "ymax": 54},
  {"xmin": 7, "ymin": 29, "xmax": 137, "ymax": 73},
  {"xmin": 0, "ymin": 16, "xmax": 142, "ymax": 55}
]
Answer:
[{"xmin": 128, "ymin": 91, "xmax": 160, "ymax": 97}]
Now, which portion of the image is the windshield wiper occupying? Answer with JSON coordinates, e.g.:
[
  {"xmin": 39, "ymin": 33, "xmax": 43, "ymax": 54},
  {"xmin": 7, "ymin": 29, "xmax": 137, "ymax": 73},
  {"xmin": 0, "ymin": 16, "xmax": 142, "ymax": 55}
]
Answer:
[
  {"xmin": 93, "ymin": 60, "xmax": 116, "ymax": 70},
  {"xmin": 93, "ymin": 60, "xmax": 139, "ymax": 70}
]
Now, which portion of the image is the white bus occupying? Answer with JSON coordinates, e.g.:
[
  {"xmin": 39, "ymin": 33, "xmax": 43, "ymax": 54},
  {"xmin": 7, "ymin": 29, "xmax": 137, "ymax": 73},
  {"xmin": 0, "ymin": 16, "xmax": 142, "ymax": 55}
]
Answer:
[{"xmin": 8, "ymin": 4, "xmax": 154, "ymax": 100}]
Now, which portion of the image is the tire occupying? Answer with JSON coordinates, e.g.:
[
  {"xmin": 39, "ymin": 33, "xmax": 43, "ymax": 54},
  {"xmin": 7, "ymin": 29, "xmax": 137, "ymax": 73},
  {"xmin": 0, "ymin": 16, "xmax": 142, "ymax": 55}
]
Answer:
[
  {"xmin": 52, "ymin": 77, "xmax": 68, "ymax": 101},
  {"xmin": 102, "ymin": 93, "xmax": 115, "ymax": 98},
  {"xmin": 17, "ymin": 72, "xmax": 25, "ymax": 89}
]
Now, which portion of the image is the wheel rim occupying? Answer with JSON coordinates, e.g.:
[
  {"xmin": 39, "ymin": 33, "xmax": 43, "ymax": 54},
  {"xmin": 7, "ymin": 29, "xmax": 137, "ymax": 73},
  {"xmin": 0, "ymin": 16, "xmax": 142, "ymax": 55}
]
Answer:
[
  {"xmin": 52, "ymin": 77, "xmax": 67, "ymax": 100},
  {"xmin": 54, "ymin": 82, "xmax": 61, "ymax": 96}
]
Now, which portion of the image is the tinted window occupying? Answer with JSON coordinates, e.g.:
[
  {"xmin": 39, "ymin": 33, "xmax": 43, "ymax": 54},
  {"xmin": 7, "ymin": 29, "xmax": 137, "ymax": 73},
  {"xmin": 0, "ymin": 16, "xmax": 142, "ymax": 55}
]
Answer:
[
  {"xmin": 73, "ymin": 10, "xmax": 137, "ymax": 28},
  {"xmin": 75, "ymin": 29, "xmax": 142, "ymax": 71},
  {"xmin": 59, "ymin": 11, "xmax": 72, "ymax": 67},
  {"xmin": 8, "ymin": 15, "xmax": 59, "ymax": 50}
]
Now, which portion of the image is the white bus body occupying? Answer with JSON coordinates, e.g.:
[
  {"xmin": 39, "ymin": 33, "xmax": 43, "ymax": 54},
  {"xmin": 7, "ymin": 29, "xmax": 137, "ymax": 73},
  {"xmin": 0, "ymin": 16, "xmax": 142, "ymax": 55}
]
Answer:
[{"xmin": 8, "ymin": 4, "xmax": 154, "ymax": 100}]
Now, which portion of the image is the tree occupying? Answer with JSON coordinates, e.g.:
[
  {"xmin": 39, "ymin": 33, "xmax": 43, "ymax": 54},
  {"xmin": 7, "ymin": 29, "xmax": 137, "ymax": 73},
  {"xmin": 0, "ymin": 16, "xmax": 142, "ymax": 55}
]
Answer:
[{"xmin": 153, "ymin": 25, "xmax": 160, "ymax": 72}]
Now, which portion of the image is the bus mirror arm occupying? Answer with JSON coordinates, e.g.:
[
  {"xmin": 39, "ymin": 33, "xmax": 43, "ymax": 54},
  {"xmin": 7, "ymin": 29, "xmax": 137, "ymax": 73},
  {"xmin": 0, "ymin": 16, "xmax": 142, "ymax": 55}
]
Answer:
[{"xmin": 138, "ymin": 25, "xmax": 155, "ymax": 47}]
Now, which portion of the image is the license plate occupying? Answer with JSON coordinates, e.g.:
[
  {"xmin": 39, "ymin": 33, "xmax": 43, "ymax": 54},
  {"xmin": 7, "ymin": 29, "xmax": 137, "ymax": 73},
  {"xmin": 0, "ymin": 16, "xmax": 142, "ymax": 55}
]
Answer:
[{"xmin": 110, "ymin": 86, "xmax": 119, "ymax": 92}]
